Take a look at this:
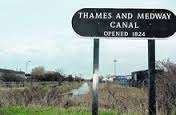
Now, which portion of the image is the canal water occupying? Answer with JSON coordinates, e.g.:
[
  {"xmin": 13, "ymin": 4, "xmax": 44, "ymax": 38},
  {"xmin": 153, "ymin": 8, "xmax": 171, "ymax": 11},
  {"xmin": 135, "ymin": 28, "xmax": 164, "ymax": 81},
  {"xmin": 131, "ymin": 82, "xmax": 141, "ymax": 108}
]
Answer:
[{"xmin": 71, "ymin": 82, "xmax": 90, "ymax": 96}]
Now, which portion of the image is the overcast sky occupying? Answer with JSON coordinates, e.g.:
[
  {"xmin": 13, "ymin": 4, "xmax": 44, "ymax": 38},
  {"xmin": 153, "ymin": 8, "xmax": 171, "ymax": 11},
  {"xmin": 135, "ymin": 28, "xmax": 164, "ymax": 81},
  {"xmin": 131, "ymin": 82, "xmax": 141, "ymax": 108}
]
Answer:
[{"xmin": 0, "ymin": 0, "xmax": 175, "ymax": 78}]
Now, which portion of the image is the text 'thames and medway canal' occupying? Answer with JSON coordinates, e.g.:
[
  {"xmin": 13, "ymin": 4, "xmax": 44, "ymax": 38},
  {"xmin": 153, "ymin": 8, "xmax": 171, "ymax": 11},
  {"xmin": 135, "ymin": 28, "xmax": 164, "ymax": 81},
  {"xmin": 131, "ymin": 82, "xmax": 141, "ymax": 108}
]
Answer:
[{"xmin": 72, "ymin": 8, "xmax": 176, "ymax": 39}]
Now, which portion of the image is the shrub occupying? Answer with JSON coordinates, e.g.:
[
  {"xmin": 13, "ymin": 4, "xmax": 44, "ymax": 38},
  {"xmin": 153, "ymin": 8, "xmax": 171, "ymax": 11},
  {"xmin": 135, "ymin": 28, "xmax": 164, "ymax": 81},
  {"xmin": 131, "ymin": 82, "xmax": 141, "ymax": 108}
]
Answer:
[
  {"xmin": 156, "ymin": 60, "xmax": 176, "ymax": 114},
  {"xmin": 0, "ymin": 73, "xmax": 25, "ymax": 82}
]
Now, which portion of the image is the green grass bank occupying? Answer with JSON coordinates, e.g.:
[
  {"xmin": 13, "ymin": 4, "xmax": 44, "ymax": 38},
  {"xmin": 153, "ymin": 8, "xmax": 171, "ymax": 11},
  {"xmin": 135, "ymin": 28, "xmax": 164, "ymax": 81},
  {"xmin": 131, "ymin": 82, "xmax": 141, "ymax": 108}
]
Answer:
[{"xmin": 0, "ymin": 106, "xmax": 140, "ymax": 115}]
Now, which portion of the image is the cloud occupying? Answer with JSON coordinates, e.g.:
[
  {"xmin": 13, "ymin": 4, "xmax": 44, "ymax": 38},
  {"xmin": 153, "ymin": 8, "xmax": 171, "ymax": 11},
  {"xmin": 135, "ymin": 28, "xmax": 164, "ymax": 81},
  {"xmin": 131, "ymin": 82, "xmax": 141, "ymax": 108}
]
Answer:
[{"xmin": 0, "ymin": 0, "xmax": 175, "ymax": 75}]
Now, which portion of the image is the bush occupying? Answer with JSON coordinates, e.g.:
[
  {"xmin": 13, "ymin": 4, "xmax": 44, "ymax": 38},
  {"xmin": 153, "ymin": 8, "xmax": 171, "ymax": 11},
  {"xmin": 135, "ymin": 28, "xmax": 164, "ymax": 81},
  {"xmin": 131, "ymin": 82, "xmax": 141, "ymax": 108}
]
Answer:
[
  {"xmin": 43, "ymin": 71, "xmax": 64, "ymax": 81},
  {"xmin": 31, "ymin": 66, "xmax": 64, "ymax": 82},
  {"xmin": 0, "ymin": 73, "xmax": 25, "ymax": 82}
]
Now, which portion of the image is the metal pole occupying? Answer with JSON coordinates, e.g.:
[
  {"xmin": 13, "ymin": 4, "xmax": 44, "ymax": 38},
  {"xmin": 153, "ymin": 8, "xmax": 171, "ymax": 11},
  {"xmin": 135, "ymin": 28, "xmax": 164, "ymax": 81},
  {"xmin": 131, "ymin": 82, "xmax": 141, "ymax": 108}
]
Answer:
[
  {"xmin": 92, "ymin": 39, "xmax": 99, "ymax": 115},
  {"xmin": 26, "ymin": 60, "xmax": 31, "ymax": 74},
  {"xmin": 16, "ymin": 65, "xmax": 18, "ymax": 71},
  {"xmin": 113, "ymin": 59, "xmax": 117, "ymax": 76},
  {"xmin": 25, "ymin": 62, "xmax": 28, "ymax": 73},
  {"xmin": 148, "ymin": 40, "xmax": 156, "ymax": 115},
  {"xmin": 26, "ymin": 60, "xmax": 32, "ymax": 88}
]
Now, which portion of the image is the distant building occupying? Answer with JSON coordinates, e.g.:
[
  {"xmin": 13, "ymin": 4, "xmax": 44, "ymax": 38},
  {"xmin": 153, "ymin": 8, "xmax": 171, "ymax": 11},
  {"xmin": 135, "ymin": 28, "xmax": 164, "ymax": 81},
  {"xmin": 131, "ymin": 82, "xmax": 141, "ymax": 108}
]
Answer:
[
  {"xmin": 114, "ymin": 75, "xmax": 131, "ymax": 86},
  {"xmin": 102, "ymin": 75, "xmax": 116, "ymax": 82},
  {"xmin": 101, "ymin": 75, "xmax": 130, "ymax": 86},
  {"xmin": 130, "ymin": 69, "xmax": 163, "ymax": 87},
  {"xmin": 131, "ymin": 70, "xmax": 148, "ymax": 87}
]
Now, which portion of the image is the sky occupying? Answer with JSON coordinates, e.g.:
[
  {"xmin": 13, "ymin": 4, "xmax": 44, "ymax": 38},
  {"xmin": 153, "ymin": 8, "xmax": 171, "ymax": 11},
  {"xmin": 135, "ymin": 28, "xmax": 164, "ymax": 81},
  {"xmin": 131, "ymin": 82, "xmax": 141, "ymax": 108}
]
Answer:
[{"xmin": 0, "ymin": 0, "xmax": 175, "ymax": 78}]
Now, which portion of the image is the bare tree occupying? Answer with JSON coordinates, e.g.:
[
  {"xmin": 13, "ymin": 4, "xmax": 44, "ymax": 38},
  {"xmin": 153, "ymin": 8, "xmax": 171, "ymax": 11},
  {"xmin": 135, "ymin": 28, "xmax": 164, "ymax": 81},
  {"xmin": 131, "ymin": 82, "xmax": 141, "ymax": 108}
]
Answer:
[
  {"xmin": 156, "ymin": 59, "xmax": 176, "ymax": 115},
  {"xmin": 31, "ymin": 66, "xmax": 45, "ymax": 81}
]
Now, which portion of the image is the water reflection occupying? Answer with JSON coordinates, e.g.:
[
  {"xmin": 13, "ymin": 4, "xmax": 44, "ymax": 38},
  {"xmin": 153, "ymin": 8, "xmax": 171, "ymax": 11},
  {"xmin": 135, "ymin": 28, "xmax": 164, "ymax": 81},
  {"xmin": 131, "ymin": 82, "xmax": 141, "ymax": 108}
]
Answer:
[{"xmin": 72, "ymin": 82, "xmax": 90, "ymax": 96}]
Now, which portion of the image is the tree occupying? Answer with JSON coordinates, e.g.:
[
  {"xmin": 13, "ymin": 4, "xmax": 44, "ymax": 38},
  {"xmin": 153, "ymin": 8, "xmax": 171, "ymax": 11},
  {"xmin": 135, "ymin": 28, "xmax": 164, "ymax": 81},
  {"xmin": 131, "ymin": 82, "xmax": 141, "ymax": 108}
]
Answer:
[
  {"xmin": 44, "ymin": 71, "xmax": 64, "ymax": 81},
  {"xmin": 31, "ymin": 66, "xmax": 45, "ymax": 81}
]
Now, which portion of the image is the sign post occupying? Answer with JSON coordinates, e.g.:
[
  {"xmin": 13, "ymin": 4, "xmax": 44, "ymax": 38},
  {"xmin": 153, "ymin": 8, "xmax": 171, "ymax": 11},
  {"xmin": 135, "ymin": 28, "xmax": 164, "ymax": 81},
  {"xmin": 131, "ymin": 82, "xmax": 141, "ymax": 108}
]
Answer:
[
  {"xmin": 148, "ymin": 40, "xmax": 156, "ymax": 115},
  {"xmin": 72, "ymin": 8, "xmax": 176, "ymax": 115},
  {"xmin": 72, "ymin": 8, "xmax": 175, "ymax": 38},
  {"xmin": 92, "ymin": 39, "xmax": 99, "ymax": 115}
]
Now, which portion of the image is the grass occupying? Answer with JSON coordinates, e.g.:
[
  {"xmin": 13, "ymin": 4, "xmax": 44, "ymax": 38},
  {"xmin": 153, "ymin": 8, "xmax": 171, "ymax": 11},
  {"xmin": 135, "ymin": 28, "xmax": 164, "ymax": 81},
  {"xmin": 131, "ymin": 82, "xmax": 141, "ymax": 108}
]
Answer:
[
  {"xmin": 0, "ymin": 82, "xmax": 146, "ymax": 115},
  {"xmin": 0, "ymin": 106, "xmax": 121, "ymax": 115},
  {"xmin": 0, "ymin": 81, "xmax": 84, "ymax": 109},
  {"xmin": 0, "ymin": 106, "xmax": 141, "ymax": 115}
]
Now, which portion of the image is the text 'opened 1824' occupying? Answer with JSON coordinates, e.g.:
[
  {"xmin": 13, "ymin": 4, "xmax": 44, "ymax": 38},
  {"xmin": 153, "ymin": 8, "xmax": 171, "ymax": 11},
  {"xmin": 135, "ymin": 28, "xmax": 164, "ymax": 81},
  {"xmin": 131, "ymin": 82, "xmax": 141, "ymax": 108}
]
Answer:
[{"xmin": 72, "ymin": 8, "xmax": 176, "ymax": 39}]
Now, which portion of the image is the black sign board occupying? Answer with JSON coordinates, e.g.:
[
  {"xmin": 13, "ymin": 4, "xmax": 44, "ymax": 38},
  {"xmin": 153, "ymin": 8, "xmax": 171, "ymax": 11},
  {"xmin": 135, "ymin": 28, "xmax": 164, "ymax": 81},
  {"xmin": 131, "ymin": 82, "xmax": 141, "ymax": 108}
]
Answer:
[{"xmin": 72, "ymin": 8, "xmax": 176, "ymax": 39}]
